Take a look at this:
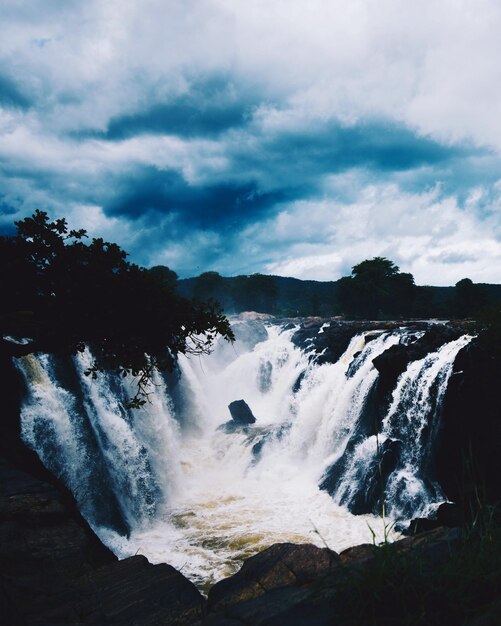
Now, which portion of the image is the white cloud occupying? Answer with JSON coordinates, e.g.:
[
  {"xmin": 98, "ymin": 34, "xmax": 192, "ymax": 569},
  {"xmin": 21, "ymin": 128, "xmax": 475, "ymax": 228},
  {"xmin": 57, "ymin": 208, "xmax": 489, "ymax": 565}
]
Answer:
[
  {"xmin": 260, "ymin": 184, "xmax": 501, "ymax": 285},
  {"xmin": 2, "ymin": 0, "xmax": 501, "ymax": 148}
]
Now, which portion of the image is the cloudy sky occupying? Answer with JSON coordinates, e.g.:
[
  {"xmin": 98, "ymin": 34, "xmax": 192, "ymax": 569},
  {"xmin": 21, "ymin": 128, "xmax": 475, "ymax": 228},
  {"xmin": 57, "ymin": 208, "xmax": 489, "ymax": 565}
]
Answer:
[{"xmin": 1, "ymin": 0, "xmax": 501, "ymax": 284}]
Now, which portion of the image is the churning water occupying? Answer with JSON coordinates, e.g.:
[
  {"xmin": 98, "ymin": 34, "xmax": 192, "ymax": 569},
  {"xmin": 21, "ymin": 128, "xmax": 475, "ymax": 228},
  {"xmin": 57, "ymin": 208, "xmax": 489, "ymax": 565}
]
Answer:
[{"xmin": 15, "ymin": 320, "xmax": 472, "ymax": 590}]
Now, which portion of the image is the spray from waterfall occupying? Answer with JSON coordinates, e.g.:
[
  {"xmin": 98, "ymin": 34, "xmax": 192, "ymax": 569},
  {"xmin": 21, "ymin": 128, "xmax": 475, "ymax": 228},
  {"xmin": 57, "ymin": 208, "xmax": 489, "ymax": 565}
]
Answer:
[{"xmin": 14, "ymin": 320, "xmax": 472, "ymax": 588}]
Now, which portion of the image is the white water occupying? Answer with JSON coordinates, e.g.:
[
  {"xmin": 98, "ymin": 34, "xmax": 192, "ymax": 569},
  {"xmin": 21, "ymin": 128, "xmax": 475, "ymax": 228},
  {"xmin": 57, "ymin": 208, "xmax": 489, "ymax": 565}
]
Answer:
[
  {"xmin": 330, "ymin": 333, "xmax": 473, "ymax": 519},
  {"xmin": 15, "ymin": 321, "xmax": 472, "ymax": 590}
]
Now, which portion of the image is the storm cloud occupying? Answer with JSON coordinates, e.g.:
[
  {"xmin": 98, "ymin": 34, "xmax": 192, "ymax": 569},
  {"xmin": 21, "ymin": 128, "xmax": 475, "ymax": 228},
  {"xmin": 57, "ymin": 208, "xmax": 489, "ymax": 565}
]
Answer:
[{"xmin": 1, "ymin": 0, "xmax": 501, "ymax": 284}]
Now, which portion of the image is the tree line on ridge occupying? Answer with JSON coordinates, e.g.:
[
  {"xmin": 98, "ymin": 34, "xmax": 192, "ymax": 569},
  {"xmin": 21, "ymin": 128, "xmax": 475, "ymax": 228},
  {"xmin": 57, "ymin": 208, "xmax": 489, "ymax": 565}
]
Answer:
[{"xmin": 176, "ymin": 257, "xmax": 501, "ymax": 320}]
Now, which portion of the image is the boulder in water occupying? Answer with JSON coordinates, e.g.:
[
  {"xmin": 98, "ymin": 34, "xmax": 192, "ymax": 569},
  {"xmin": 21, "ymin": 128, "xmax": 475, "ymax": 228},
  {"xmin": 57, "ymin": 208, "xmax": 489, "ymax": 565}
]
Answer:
[{"xmin": 228, "ymin": 399, "xmax": 256, "ymax": 425}]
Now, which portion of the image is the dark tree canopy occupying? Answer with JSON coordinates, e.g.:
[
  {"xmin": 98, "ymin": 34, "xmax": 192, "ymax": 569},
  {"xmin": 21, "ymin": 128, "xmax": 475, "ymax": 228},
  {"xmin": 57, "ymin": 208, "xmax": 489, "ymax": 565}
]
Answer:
[
  {"xmin": 338, "ymin": 256, "xmax": 416, "ymax": 318},
  {"xmin": 453, "ymin": 278, "xmax": 487, "ymax": 319},
  {"xmin": 148, "ymin": 265, "xmax": 178, "ymax": 289},
  {"xmin": 0, "ymin": 210, "xmax": 234, "ymax": 406},
  {"xmin": 351, "ymin": 257, "xmax": 400, "ymax": 280},
  {"xmin": 232, "ymin": 274, "xmax": 278, "ymax": 313}
]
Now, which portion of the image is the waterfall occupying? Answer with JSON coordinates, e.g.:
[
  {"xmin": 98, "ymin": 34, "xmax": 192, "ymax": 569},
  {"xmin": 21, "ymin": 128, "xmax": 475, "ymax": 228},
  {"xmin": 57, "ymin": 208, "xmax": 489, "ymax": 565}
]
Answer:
[
  {"xmin": 328, "ymin": 333, "xmax": 473, "ymax": 519},
  {"xmin": 17, "ymin": 350, "xmax": 181, "ymax": 533},
  {"xmin": 14, "ymin": 320, "xmax": 473, "ymax": 589}
]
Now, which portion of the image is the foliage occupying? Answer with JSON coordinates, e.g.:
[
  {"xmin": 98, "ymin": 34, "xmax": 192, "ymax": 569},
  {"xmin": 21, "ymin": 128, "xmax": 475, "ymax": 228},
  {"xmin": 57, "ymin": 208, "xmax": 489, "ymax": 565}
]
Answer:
[
  {"xmin": 0, "ymin": 210, "xmax": 234, "ymax": 407},
  {"xmin": 179, "ymin": 260, "xmax": 501, "ymax": 320},
  {"xmin": 338, "ymin": 256, "xmax": 416, "ymax": 318},
  {"xmin": 231, "ymin": 274, "xmax": 278, "ymax": 313},
  {"xmin": 332, "ymin": 511, "xmax": 501, "ymax": 625},
  {"xmin": 148, "ymin": 265, "xmax": 178, "ymax": 289},
  {"xmin": 179, "ymin": 274, "xmax": 342, "ymax": 316},
  {"xmin": 454, "ymin": 278, "xmax": 487, "ymax": 319}
]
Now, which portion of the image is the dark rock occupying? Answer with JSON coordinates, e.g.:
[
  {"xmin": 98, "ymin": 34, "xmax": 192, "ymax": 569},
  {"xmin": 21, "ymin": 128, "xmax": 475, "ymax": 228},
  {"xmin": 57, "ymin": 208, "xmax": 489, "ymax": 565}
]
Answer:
[
  {"xmin": 207, "ymin": 543, "xmax": 339, "ymax": 613},
  {"xmin": 251, "ymin": 438, "xmax": 266, "ymax": 460},
  {"xmin": 292, "ymin": 370, "xmax": 306, "ymax": 393},
  {"xmin": 205, "ymin": 528, "xmax": 464, "ymax": 625},
  {"xmin": 0, "ymin": 456, "xmax": 205, "ymax": 625},
  {"xmin": 292, "ymin": 321, "xmax": 361, "ymax": 365},
  {"xmin": 217, "ymin": 586, "xmax": 316, "ymax": 626},
  {"xmin": 291, "ymin": 320, "xmax": 430, "ymax": 367},
  {"xmin": 228, "ymin": 399, "xmax": 256, "ymax": 425},
  {"xmin": 338, "ymin": 543, "xmax": 376, "ymax": 564},
  {"xmin": 393, "ymin": 526, "xmax": 462, "ymax": 567},
  {"xmin": 72, "ymin": 556, "xmax": 204, "ymax": 625},
  {"xmin": 320, "ymin": 438, "xmax": 403, "ymax": 515},
  {"xmin": 438, "ymin": 336, "xmax": 501, "ymax": 511},
  {"xmin": 373, "ymin": 324, "xmax": 463, "ymax": 398},
  {"xmin": 405, "ymin": 502, "xmax": 462, "ymax": 535}
]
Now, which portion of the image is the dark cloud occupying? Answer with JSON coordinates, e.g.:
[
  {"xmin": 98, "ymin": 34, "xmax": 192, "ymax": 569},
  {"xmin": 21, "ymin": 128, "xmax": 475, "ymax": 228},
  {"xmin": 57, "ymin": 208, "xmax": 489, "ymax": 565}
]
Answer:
[
  {"xmin": 105, "ymin": 166, "xmax": 292, "ymax": 231},
  {"xmin": 75, "ymin": 75, "xmax": 254, "ymax": 140},
  {"xmin": 103, "ymin": 100, "xmax": 245, "ymax": 140},
  {"xmin": 246, "ymin": 119, "xmax": 477, "ymax": 185},
  {"xmin": 0, "ymin": 73, "xmax": 31, "ymax": 109}
]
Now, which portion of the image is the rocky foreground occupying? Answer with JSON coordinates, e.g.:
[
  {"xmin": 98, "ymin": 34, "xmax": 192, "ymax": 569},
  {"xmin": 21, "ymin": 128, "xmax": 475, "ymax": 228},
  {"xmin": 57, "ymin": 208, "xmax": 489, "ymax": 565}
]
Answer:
[{"xmin": 3, "ymin": 455, "xmax": 498, "ymax": 626}]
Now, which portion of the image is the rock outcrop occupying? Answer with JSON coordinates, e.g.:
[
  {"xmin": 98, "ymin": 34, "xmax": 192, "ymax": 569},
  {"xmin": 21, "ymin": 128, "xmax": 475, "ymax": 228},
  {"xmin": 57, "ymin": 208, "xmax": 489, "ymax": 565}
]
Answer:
[
  {"xmin": 228, "ymin": 399, "xmax": 257, "ymax": 425},
  {"xmin": 290, "ymin": 319, "xmax": 430, "ymax": 366},
  {"xmin": 372, "ymin": 323, "xmax": 463, "ymax": 397},
  {"xmin": 0, "ymin": 456, "xmax": 205, "ymax": 625},
  {"xmin": 438, "ymin": 336, "xmax": 501, "ymax": 511},
  {"xmin": 207, "ymin": 543, "xmax": 339, "ymax": 612},
  {"xmin": 204, "ymin": 528, "xmax": 463, "ymax": 625}
]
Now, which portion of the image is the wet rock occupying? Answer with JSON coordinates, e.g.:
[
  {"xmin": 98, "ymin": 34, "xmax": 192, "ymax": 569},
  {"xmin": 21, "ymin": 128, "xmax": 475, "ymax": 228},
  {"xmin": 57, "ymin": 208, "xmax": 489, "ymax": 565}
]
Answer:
[
  {"xmin": 292, "ymin": 321, "xmax": 361, "ymax": 365},
  {"xmin": 438, "ymin": 336, "xmax": 501, "ymax": 510},
  {"xmin": 0, "ymin": 457, "xmax": 205, "ymax": 625},
  {"xmin": 231, "ymin": 320, "xmax": 269, "ymax": 350},
  {"xmin": 320, "ymin": 438, "xmax": 403, "ymax": 515},
  {"xmin": 405, "ymin": 502, "xmax": 462, "ymax": 535},
  {"xmin": 207, "ymin": 543, "xmax": 339, "ymax": 613},
  {"xmin": 373, "ymin": 324, "xmax": 463, "ymax": 398},
  {"xmin": 72, "ymin": 556, "xmax": 205, "ymax": 625},
  {"xmin": 205, "ymin": 528, "xmax": 464, "ymax": 626},
  {"xmin": 228, "ymin": 399, "xmax": 257, "ymax": 425}
]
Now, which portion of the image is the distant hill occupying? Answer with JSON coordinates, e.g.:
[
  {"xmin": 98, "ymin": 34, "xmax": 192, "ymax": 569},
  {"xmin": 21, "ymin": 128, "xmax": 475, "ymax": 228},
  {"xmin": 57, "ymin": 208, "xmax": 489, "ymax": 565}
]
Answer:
[
  {"xmin": 177, "ymin": 272, "xmax": 501, "ymax": 319},
  {"xmin": 177, "ymin": 274, "xmax": 342, "ymax": 316}
]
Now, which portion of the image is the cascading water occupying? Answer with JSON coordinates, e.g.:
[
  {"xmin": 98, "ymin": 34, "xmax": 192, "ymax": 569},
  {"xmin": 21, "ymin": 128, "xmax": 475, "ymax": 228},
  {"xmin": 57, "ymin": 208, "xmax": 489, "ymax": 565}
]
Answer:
[
  {"xmin": 15, "ymin": 320, "xmax": 473, "ymax": 590},
  {"xmin": 326, "ymin": 333, "xmax": 473, "ymax": 519}
]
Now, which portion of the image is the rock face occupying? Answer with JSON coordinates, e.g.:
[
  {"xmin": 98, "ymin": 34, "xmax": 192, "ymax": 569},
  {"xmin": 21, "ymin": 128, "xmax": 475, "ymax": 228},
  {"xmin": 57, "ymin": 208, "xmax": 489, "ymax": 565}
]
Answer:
[
  {"xmin": 0, "ymin": 456, "xmax": 205, "ymax": 625},
  {"xmin": 290, "ymin": 319, "xmax": 431, "ymax": 367},
  {"xmin": 204, "ymin": 528, "xmax": 463, "ymax": 625},
  {"xmin": 320, "ymin": 438, "xmax": 403, "ymax": 515},
  {"xmin": 207, "ymin": 543, "xmax": 339, "ymax": 612},
  {"xmin": 228, "ymin": 399, "xmax": 257, "ymax": 425},
  {"xmin": 372, "ymin": 323, "xmax": 463, "ymax": 398},
  {"xmin": 405, "ymin": 502, "xmax": 462, "ymax": 535},
  {"xmin": 438, "ymin": 337, "xmax": 501, "ymax": 511}
]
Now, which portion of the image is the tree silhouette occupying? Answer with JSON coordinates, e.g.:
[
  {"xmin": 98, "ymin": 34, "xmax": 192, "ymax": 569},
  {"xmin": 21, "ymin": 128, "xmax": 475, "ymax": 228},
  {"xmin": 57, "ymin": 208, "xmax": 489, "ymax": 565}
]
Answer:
[
  {"xmin": 0, "ymin": 210, "xmax": 234, "ymax": 407},
  {"xmin": 338, "ymin": 256, "xmax": 415, "ymax": 318}
]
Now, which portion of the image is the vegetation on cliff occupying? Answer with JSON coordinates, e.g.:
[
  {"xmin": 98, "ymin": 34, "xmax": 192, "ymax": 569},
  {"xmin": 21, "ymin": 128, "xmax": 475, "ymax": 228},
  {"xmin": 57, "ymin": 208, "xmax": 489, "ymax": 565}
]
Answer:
[{"xmin": 0, "ymin": 210, "xmax": 234, "ymax": 406}]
